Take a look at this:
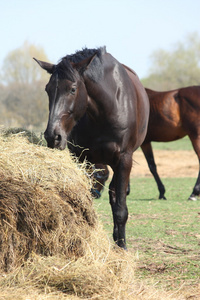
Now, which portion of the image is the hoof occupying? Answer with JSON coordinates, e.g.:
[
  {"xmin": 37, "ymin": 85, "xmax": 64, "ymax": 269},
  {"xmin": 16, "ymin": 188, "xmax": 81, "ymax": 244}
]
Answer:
[
  {"xmin": 117, "ymin": 244, "xmax": 127, "ymax": 251},
  {"xmin": 121, "ymin": 245, "xmax": 128, "ymax": 251},
  {"xmin": 188, "ymin": 196, "xmax": 197, "ymax": 201},
  {"xmin": 116, "ymin": 240, "xmax": 127, "ymax": 250},
  {"xmin": 159, "ymin": 196, "xmax": 167, "ymax": 200},
  {"xmin": 91, "ymin": 189, "xmax": 101, "ymax": 199}
]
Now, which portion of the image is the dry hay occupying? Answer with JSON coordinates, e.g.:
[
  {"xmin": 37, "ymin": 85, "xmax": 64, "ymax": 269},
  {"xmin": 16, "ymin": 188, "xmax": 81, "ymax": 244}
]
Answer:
[
  {"xmin": 0, "ymin": 131, "xmax": 96, "ymax": 272},
  {"xmin": 1, "ymin": 126, "xmax": 45, "ymax": 145},
  {"xmin": 0, "ymin": 130, "xmax": 137, "ymax": 299},
  {"xmin": 0, "ymin": 130, "xmax": 195, "ymax": 299},
  {"xmin": 0, "ymin": 228, "xmax": 137, "ymax": 300}
]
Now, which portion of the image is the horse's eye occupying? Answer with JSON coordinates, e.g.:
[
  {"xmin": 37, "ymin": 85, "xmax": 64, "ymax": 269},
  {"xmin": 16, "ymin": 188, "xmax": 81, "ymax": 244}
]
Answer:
[{"xmin": 70, "ymin": 87, "xmax": 77, "ymax": 95}]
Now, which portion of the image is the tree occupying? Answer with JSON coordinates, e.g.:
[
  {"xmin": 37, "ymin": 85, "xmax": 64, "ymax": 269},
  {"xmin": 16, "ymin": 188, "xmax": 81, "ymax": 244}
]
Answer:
[
  {"xmin": 142, "ymin": 33, "xmax": 200, "ymax": 90},
  {"xmin": 0, "ymin": 42, "xmax": 49, "ymax": 129},
  {"xmin": 0, "ymin": 41, "xmax": 49, "ymax": 85}
]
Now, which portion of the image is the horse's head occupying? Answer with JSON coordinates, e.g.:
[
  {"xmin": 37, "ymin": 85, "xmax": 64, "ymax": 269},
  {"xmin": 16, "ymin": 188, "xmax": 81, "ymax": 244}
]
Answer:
[{"xmin": 34, "ymin": 54, "xmax": 96, "ymax": 150}]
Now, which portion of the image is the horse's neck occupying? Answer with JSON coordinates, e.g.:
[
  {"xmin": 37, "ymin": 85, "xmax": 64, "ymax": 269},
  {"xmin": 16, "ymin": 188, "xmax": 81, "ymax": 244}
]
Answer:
[
  {"xmin": 84, "ymin": 78, "xmax": 113, "ymax": 122},
  {"xmin": 84, "ymin": 58, "xmax": 130, "ymax": 122},
  {"xmin": 86, "ymin": 95, "xmax": 105, "ymax": 121}
]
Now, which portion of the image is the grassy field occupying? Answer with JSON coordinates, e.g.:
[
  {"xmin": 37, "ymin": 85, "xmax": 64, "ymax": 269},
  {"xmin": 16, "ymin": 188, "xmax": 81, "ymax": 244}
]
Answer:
[{"xmin": 94, "ymin": 166, "xmax": 200, "ymax": 295}]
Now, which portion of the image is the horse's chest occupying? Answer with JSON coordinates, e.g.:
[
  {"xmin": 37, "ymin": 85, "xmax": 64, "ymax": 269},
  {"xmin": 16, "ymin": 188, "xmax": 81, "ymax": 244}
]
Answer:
[
  {"xmin": 90, "ymin": 140, "xmax": 121, "ymax": 164},
  {"xmin": 69, "ymin": 134, "xmax": 120, "ymax": 165}
]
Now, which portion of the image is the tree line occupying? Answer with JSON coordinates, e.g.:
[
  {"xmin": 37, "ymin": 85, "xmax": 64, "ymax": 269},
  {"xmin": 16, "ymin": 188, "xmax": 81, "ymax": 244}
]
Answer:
[
  {"xmin": 0, "ymin": 34, "xmax": 200, "ymax": 131},
  {"xmin": 142, "ymin": 32, "xmax": 200, "ymax": 90},
  {"xmin": 0, "ymin": 42, "xmax": 49, "ymax": 131}
]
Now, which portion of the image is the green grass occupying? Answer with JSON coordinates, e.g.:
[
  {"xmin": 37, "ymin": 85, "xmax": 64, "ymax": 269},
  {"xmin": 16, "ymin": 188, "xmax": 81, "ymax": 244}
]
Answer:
[
  {"xmin": 150, "ymin": 136, "xmax": 193, "ymax": 151},
  {"xmin": 94, "ymin": 177, "xmax": 200, "ymax": 291}
]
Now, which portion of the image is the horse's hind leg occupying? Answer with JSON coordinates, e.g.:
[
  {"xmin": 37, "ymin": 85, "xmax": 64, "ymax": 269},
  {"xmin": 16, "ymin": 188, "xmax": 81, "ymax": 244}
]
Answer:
[
  {"xmin": 189, "ymin": 168, "xmax": 200, "ymax": 201},
  {"xmin": 188, "ymin": 137, "xmax": 200, "ymax": 201},
  {"xmin": 141, "ymin": 142, "xmax": 166, "ymax": 199}
]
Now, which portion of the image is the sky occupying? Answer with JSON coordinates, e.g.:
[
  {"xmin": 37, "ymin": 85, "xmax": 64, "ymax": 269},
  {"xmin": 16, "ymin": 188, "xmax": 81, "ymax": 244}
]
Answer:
[{"xmin": 1, "ymin": 0, "xmax": 200, "ymax": 78}]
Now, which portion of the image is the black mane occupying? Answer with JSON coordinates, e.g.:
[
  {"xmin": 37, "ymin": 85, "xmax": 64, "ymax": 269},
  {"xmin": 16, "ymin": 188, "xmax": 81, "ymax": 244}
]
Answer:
[
  {"xmin": 55, "ymin": 47, "xmax": 106, "ymax": 82},
  {"xmin": 65, "ymin": 47, "xmax": 105, "ymax": 64}
]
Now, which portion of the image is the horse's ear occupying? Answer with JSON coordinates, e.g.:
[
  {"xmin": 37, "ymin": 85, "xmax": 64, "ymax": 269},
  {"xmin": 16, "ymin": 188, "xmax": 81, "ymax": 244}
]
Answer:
[
  {"xmin": 72, "ymin": 53, "xmax": 97, "ymax": 73},
  {"xmin": 33, "ymin": 58, "xmax": 55, "ymax": 74}
]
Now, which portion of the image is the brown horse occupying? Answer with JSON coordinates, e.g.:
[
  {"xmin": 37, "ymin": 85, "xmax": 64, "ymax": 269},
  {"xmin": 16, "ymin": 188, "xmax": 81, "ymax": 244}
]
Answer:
[
  {"xmin": 91, "ymin": 164, "xmax": 131, "ymax": 198},
  {"xmin": 34, "ymin": 47, "xmax": 149, "ymax": 248},
  {"xmin": 141, "ymin": 86, "xmax": 200, "ymax": 201},
  {"xmin": 94, "ymin": 86, "xmax": 200, "ymax": 202},
  {"xmin": 91, "ymin": 164, "xmax": 109, "ymax": 199}
]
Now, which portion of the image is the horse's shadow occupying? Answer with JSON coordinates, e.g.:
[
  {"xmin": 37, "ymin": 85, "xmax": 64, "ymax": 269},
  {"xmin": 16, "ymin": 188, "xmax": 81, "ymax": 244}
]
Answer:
[{"xmin": 135, "ymin": 198, "xmax": 159, "ymax": 201}]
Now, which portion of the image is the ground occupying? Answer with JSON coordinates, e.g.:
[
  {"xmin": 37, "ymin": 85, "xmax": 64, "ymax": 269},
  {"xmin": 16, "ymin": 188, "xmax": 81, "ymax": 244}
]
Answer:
[{"xmin": 131, "ymin": 149, "xmax": 198, "ymax": 178}]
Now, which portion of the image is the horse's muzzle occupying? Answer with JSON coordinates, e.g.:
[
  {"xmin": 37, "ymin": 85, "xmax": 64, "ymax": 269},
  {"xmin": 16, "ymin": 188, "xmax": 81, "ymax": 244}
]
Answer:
[{"xmin": 44, "ymin": 130, "xmax": 66, "ymax": 150}]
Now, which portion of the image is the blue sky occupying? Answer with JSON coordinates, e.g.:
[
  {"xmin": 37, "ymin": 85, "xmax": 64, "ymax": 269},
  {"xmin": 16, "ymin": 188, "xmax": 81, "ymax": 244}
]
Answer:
[{"xmin": 1, "ymin": 0, "xmax": 200, "ymax": 78}]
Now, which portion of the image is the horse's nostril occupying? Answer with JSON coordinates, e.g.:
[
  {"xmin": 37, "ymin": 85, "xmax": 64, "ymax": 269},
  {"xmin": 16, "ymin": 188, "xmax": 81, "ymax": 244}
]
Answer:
[{"xmin": 55, "ymin": 134, "xmax": 61, "ymax": 141}]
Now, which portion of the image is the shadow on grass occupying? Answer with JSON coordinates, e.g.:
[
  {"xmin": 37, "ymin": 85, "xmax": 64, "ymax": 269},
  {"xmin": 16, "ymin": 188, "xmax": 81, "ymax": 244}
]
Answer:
[{"xmin": 130, "ymin": 198, "xmax": 159, "ymax": 201}]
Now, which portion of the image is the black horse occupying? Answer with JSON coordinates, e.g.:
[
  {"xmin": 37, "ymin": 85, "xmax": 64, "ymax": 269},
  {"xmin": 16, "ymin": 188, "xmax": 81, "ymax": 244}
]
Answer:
[{"xmin": 34, "ymin": 47, "xmax": 149, "ymax": 248}]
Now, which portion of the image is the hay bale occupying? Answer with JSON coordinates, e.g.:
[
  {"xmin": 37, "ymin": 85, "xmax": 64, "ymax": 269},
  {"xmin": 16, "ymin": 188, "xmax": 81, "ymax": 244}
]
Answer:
[
  {"xmin": 0, "ymin": 131, "xmax": 139, "ymax": 300},
  {"xmin": 0, "ymin": 226, "xmax": 136, "ymax": 300},
  {"xmin": 0, "ymin": 133, "xmax": 96, "ymax": 272},
  {"xmin": 0, "ymin": 131, "xmax": 194, "ymax": 300},
  {"xmin": 0, "ymin": 127, "xmax": 45, "ymax": 145}
]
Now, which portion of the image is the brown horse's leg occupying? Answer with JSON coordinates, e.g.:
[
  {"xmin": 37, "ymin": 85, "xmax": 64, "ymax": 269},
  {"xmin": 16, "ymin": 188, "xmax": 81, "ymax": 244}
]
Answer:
[
  {"xmin": 188, "ymin": 137, "xmax": 200, "ymax": 201},
  {"xmin": 109, "ymin": 154, "xmax": 132, "ymax": 249},
  {"xmin": 141, "ymin": 142, "xmax": 166, "ymax": 199},
  {"xmin": 91, "ymin": 164, "xmax": 109, "ymax": 198}
]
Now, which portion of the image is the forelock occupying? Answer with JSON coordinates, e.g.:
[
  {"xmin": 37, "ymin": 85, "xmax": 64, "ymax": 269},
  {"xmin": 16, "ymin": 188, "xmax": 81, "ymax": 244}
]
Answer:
[{"xmin": 54, "ymin": 59, "xmax": 76, "ymax": 82}]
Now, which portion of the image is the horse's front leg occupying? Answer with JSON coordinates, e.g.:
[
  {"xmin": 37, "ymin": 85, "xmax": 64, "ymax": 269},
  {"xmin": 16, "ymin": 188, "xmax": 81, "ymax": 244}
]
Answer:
[
  {"xmin": 109, "ymin": 174, "xmax": 118, "ymax": 242},
  {"xmin": 141, "ymin": 142, "xmax": 166, "ymax": 199},
  {"xmin": 109, "ymin": 154, "xmax": 132, "ymax": 249}
]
